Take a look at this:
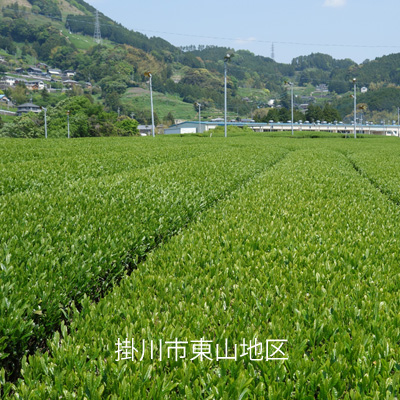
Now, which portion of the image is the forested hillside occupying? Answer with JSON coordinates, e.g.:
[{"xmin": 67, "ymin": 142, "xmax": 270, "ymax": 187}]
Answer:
[{"xmin": 1, "ymin": 0, "xmax": 400, "ymax": 131}]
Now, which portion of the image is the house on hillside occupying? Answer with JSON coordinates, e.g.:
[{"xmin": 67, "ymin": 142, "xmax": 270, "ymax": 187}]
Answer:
[
  {"xmin": 36, "ymin": 63, "xmax": 48, "ymax": 69},
  {"xmin": 0, "ymin": 94, "xmax": 11, "ymax": 104},
  {"xmin": 315, "ymin": 84, "xmax": 329, "ymax": 93},
  {"xmin": 26, "ymin": 80, "xmax": 45, "ymax": 90},
  {"xmin": 15, "ymin": 78, "xmax": 28, "ymax": 85},
  {"xmin": 64, "ymin": 70, "xmax": 76, "ymax": 78},
  {"xmin": 27, "ymin": 66, "xmax": 42, "ymax": 75},
  {"xmin": 63, "ymin": 79, "xmax": 78, "ymax": 87},
  {"xmin": 4, "ymin": 77, "xmax": 16, "ymax": 86},
  {"xmin": 48, "ymin": 68, "xmax": 62, "ymax": 76},
  {"xmin": 211, "ymin": 117, "xmax": 224, "ymax": 122},
  {"xmin": 17, "ymin": 102, "xmax": 41, "ymax": 116}
]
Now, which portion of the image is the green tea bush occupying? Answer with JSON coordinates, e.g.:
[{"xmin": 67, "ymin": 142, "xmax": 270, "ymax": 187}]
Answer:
[
  {"xmin": 10, "ymin": 146, "xmax": 400, "ymax": 399},
  {"xmin": 0, "ymin": 137, "xmax": 287, "ymax": 381}
]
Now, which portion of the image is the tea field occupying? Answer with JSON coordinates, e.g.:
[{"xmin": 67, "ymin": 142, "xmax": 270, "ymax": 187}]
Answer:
[{"xmin": 1, "ymin": 133, "xmax": 400, "ymax": 399}]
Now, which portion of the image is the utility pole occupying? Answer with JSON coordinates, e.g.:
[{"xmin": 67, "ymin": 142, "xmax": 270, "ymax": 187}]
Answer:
[
  {"xmin": 196, "ymin": 102, "xmax": 202, "ymax": 133},
  {"xmin": 42, "ymin": 107, "xmax": 47, "ymax": 139},
  {"xmin": 224, "ymin": 53, "xmax": 233, "ymax": 138},
  {"xmin": 285, "ymin": 81, "xmax": 294, "ymax": 136},
  {"xmin": 67, "ymin": 110, "xmax": 70, "ymax": 138},
  {"xmin": 145, "ymin": 72, "xmax": 155, "ymax": 137},
  {"xmin": 290, "ymin": 83, "xmax": 294, "ymax": 136},
  {"xmin": 353, "ymin": 78, "xmax": 357, "ymax": 139}
]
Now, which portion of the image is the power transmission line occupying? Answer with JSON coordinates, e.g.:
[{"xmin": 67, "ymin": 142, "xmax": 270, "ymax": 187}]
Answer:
[
  {"xmin": 132, "ymin": 27, "xmax": 400, "ymax": 50},
  {"xmin": 9, "ymin": 9, "xmax": 400, "ymax": 51}
]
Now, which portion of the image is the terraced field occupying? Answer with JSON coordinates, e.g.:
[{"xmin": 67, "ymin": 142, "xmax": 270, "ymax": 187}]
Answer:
[{"xmin": 1, "ymin": 134, "xmax": 400, "ymax": 399}]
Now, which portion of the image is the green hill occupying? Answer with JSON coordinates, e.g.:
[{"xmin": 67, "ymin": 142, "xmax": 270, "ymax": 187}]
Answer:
[{"xmin": 2, "ymin": 0, "xmax": 400, "ymax": 123}]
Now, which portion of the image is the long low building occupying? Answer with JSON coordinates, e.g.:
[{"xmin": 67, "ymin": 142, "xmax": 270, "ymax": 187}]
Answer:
[
  {"xmin": 164, "ymin": 121, "xmax": 400, "ymax": 136},
  {"xmin": 17, "ymin": 102, "xmax": 41, "ymax": 116}
]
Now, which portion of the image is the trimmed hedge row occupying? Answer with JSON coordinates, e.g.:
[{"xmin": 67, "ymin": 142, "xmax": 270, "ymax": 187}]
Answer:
[
  {"xmin": 0, "ymin": 138, "xmax": 221, "ymax": 196},
  {"xmin": 346, "ymin": 140, "xmax": 400, "ymax": 204},
  {"xmin": 10, "ymin": 147, "xmax": 400, "ymax": 399},
  {"xmin": 0, "ymin": 138, "xmax": 288, "ymax": 381}
]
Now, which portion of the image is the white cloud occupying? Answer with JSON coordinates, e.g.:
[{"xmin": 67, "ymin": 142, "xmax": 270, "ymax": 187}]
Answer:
[{"xmin": 324, "ymin": 0, "xmax": 347, "ymax": 7}]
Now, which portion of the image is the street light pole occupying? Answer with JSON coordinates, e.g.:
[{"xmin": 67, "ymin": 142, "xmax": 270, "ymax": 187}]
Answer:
[
  {"xmin": 353, "ymin": 78, "xmax": 357, "ymax": 139},
  {"xmin": 285, "ymin": 81, "xmax": 294, "ymax": 135},
  {"xmin": 145, "ymin": 72, "xmax": 155, "ymax": 137},
  {"xmin": 290, "ymin": 82, "xmax": 294, "ymax": 136},
  {"xmin": 67, "ymin": 110, "xmax": 70, "ymax": 138},
  {"xmin": 41, "ymin": 107, "xmax": 47, "ymax": 138},
  {"xmin": 224, "ymin": 53, "xmax": 232, "ymax": 138},
  {"xmin": 224, "ymin": 58, "xmax": 228, "ymax": 138},
  {"xmin": 196, "ymin": 102, "xmax": 201, "ymax": 133}
]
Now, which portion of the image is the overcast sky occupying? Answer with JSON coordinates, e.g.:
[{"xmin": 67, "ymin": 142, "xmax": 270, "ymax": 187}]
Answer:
[{"xmin": 85, "ymin": 0, "xmax": 400, "ymax": 64}]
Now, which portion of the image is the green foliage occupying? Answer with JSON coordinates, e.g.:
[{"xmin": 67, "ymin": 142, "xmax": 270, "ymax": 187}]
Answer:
[
  {"xmin": 305, "ymin": 103, "xmax": 341, "ymax": 123},
  {"xmin": 0, "ymin": 112, "xmax": 43, "ymax": 138},
  {"xmin": 47, "ymin": 95, "xmax": 116, "ymax": 137},
  {"xmin": 0, "ymin": 136, "xmax": 287, "ymax": 383},
  {"xmin": 99, "ymin": 77, "xmax": 128, "ymax": 96},
  {"xmin": 163, "ymin": 112, "xmax": 175, "ymax": 125},
  {"xmin": 333, "ymin": 86, "xmax": 400, "ymax": 122},
  {"xmin": 254, "ymin": 107, "xmax": 304, "ymax": 123},
  {"xmin": 206, "ymin": 125, "xmax": 255, "ymax": 137},
  {"xmin": 121, "ymin": 89, "xmax": 196, "ymax": 122},
  {"xmin": 299, "ymin": 68, "xmax": 330, "ymax": 87},
  {"xmin": 351, "ymin": 53, "xmax": 400, "ymax": 87},
  {"xmin": 0, "ymin": 18, "xmax": 75, "ymax": 66},
  {"xmin": 0, "ymin": 35, "xmax": 16, "ymax": 54},
  {"xmin": 104, "ymin": 91, "xmax": 121, "ymax": 112},
  {"xmin": 4, "ymin": 0, "xmax": 400, "ymax": 125},
  {"xmin": 131, "ymin": 109, "xmax": 159, "ymax": 126},
  {"xmin": 115, "ymin": 117, "xmax": 139, "ymax": 136},
  {"xmin": 329, "ymin": 80, "xmax": 350, "ymax": 94},
  {"xmin": 5, "ymin": 136, "xmax": 400, "ymax": 398},
  {"xmin": 26, "ymin": 0, "xmax": 62, "ymax": 20},
  {"xmin": 292, "ymin": 52, "xmax": 355, "ymax": 71},
  {"xmin": 180, "ymin": 69, "xmax": 224, "ymax": 90},
  {"xmin": 189, "ymin": 46, "xmax": 295, "ymax": 92},
  {"xmin": 65, "ymin": 14, "xmax": 177, "ymax": 59},
  {"xmin": 0, "ymin": 95, "xmax": 138, "ymax": 138},
  {"xmin": 8, "ymin": 84, "xmax": 28, "ymax": 106}
]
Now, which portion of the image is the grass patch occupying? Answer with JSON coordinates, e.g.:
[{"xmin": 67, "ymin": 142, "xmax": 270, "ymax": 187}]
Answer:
[{"xmin": 121, "ymin": 88, "xmax": 197, "ymax": 121}]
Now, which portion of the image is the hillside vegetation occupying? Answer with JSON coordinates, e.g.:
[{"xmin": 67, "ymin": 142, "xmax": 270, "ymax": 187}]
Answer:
[
  {"xmin": 2, "ymin": 0, "xmax": 400, "ymax": 127},
  {"xmin": 1, "ymin": 134, "xmax": 400, "ymax": 398}
]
